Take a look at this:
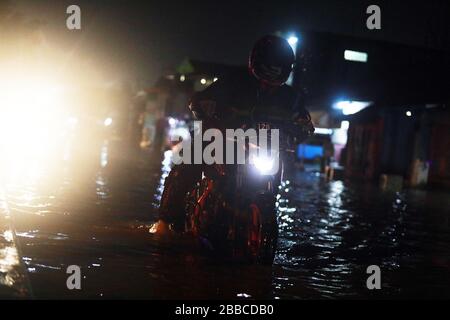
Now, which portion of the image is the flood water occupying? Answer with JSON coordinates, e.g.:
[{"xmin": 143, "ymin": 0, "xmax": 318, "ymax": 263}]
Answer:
[{"xmin": 1, "ymin": 141, "xmax": 450, "ymax": 299}]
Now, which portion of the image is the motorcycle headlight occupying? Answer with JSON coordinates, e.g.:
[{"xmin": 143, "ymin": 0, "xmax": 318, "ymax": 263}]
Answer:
[{"xmin": 251, "ymin": 155, "xmax": 275, "ymax": 175}]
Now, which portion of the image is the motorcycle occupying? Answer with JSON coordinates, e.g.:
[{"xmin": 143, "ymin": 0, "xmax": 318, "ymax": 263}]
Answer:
[{"xmin": 183, "ymin": 121, "xmax": 302, "ymax": 264}]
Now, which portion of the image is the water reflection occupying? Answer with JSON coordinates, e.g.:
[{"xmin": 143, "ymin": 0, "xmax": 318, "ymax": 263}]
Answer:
[
  {"xmin": 0, "ymin": 134, "xmax": 449, "ymax": 299},
  {"xmin": 154, "ymin": 150, "xmax": 173, "ymax": 205},
  {"xmin": 272, "ymin": 171, "xmax": 450, "ymax": 299},
  {"xmin": 0, "ymin": 197, "xmax": 30, "ymax": 297}
]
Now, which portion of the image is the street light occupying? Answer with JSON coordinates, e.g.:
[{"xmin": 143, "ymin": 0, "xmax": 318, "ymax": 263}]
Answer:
[
  {"xmin": 287, "ymin": 36, "xmax": 298, "ymax": 47},
  {"xmin": 333, "ymin": 100, "xmax": 372, "ymax": 115},
  {"xmin": 285, "ymin": 33, "xmax": 299, "ymax": 86}
]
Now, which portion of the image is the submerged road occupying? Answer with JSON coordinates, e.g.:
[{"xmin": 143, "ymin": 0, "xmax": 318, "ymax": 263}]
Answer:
[{"xmin": 1, "ymin": 143, "xmax": 450, "ymax": 299}]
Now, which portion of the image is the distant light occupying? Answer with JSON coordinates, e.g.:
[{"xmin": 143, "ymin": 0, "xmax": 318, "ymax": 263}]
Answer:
[
  {"xmin": 168, "ymin": 117, "xmax": 176, "ymax": 126},
  {"xmin": 332, "ymin": 128, "xmax": 348, "ymax": 145},
  {"xmin": 406, "ymin": 110, "xmax": 412, "ymax": 117},
  {"xmin": 104, "ymin": 117, "xmax": 113, "ymax": 127},
  {"xmin": 180, "ymin": 74, "xmax": 185, "ymax": 82},
  {"xmin": 3, "ymin": 230, "xmax": 13, "ymax": 242},
  {"xmin": 287, "ymin": 36, "xmax": 298, "ymax": 46},
  {"xmin": 314, "ymin": 128, "xmax": 333, "ymax": 135},
  {"xmin": 213, "ymin": 77, "xmax": 218, "ymax": 82},
  {"xmin": 170, "ymin": 127, "xmax": 190, "ymax": 141},
  {"xmin": 341, "ymin": 121, "xmax": 350, "ymax": 130},
  {"xmin": 100, "ymin": 143, "xmax": 108, "ymax": 167},
  {"xmin": 344, "ymin": 50, "xmax": 368, "ymax": 63},
  {"xmin": 333, "ymin": 101, "xmax": 371, "ymax": 115},
  {"xmin": 136, "ymin": 90, "xmax": 146, "ymax": 97},
  {"xmin": 200, "ymin": 78, "xmax": 207, "ymax": 85}
]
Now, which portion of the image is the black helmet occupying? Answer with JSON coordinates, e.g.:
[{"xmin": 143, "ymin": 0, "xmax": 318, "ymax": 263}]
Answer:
[{"xmin": 249, "ymin": 35, "xmax": 295, "ymax": 86}]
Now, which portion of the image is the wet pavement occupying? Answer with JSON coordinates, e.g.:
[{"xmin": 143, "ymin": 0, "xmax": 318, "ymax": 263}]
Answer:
[{"xmin": 0, "ymin": 142, "xmax": 450, "ymax": 299}]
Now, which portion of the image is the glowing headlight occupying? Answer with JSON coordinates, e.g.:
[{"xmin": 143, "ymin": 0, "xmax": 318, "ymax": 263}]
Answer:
[{"xmin": 251, "ymin": 155, "xmax": 275, "ymax": 175}]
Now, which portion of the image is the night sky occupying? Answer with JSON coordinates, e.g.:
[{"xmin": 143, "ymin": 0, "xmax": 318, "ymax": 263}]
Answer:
[{"xmin": 9, "ymin": 0, "xmax": 450, "ymax": 84}]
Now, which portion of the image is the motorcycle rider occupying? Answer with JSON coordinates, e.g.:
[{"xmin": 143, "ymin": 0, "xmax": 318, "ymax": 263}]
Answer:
[{"xmin": 155, "ymin": 34, "xmax": 314, "ymax": 234}]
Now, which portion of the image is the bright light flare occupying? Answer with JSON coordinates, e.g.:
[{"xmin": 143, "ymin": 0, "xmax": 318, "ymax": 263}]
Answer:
[
  {"xmin": 314, "ymin": 128, "xmax": 333, "ymax": 135},
  {"xmin": 344, "ymin": 50, "xmax": 368, "ymax": 63},
  {"xmin": 0, "ymin": 75, "xmax": 67, "ymax": 180},
  {"xmin": 287, "ymin": 36, "xmax": 298, "ymax": 46},
  {"xmin": 251, "ymin": 155, "xmax": 275, "ymax": 175},
  {"xmin": 333, "ymin": 100, "xmax": 372, "ymax": 115}
]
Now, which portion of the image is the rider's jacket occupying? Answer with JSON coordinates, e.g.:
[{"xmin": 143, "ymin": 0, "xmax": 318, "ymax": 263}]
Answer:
[
  {"xmin": 188, "ymin": 70, "xmax": 314, "ymax": 140},
  {"xmin": 158, "ymin": 71, "xmax": 314, "ymax": 224}
]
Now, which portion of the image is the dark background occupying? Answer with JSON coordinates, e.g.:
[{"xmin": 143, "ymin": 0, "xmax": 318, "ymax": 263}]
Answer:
[{"xmin": 6, "ymin": 0, "xmax": 449, "ymax": 83}]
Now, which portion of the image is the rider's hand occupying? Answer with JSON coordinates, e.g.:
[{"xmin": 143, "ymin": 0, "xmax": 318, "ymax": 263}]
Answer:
[
  {"xmin": 291, "ymin": 111, "xmax": 315, "ymax": 143},
  {"xmin": 298, "ymin": 118, "xmax": 315, "ymax": 137},
  {"xmin": 289, "ymin": 109, "xmax": 315, "ymax": 142}
]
